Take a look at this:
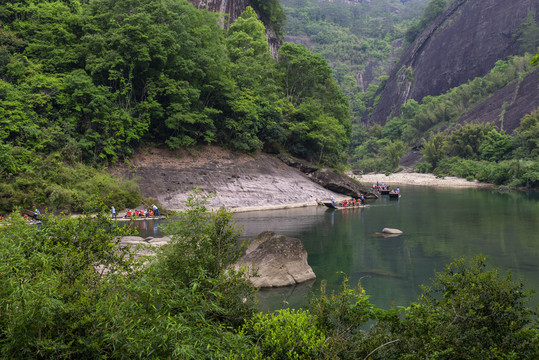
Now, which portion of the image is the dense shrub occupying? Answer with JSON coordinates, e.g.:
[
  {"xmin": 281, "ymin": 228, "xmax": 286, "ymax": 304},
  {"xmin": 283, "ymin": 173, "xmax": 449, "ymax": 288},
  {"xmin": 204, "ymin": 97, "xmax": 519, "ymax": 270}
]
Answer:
[
  {"xmin": 0, "ymin": 156, "xmax": 142, "ymax": 214},
  {"xmin": 435, "ymin": 157, "xmax": 539, "ymax": 187},
  {"xmin": 241, "ymin": 308, "xmax": 327, "ymax": 359},
  {"xmin": 369, "ymin": 257, "xmax": 539, "ymax": 359},
  {"xmin": 0, "ymin": 191, "xmax": 257, "ymax": 358},
  {"xmin": 415, "ymin": 161, "xmax": 432, "ymax": 173}
]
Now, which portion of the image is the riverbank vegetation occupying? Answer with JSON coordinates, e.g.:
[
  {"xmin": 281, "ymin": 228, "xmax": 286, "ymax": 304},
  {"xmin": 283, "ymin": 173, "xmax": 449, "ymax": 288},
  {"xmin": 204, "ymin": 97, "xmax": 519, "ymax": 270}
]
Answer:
[
  {"xmin": 0, "ymin": 0, "xmax": 350, "ymax": 214},
  {"xmin": 1, "ymin": 192, "xmax": 537, "ymax": 358}
]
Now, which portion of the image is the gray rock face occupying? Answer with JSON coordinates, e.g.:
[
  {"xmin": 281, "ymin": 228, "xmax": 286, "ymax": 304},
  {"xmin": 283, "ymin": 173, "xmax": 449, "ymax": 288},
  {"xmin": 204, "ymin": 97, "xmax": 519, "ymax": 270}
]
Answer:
[
  {"xmin": 278, "ymin": 154, "xmax": 318, "ymax": 174},
  {"xmin": 235, "ymin": 231, "xmax": 316, "ymax": 288},
  {"xmin": 366, "ymin": 0, "xmax": 539, "ymax": 127},
  {"xmin": 440, "ymin": 69, "xmax": 539, "ymax": 135},
  {"xmin": 112, "ymin": 147, "xmax": 342, "ymax": 210}
]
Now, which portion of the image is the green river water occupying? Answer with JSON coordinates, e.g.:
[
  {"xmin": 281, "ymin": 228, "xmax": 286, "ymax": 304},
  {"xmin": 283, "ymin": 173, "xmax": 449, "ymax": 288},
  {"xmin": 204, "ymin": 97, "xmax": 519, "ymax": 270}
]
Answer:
[{"xmin": 135, "ymin": 186, "xmax": 539, "ymax": 312}]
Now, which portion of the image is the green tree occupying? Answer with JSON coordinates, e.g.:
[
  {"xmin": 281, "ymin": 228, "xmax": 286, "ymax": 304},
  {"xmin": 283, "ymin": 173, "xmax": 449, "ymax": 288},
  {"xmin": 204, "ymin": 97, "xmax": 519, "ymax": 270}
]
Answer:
[
  {"xmin": 479, "ymin": 128, "xmax": 512, "ymax": 162},
  {"xmin": 372, "ymin": 257, "xmax": 539, "ymax": 359},
  {"xmin": 223, "ymin": 6, "xmax": 280, "ymax": 152},
  {"xmin": 250, "ymin": 0, "xmax": 286, "ymax": 39},
  {"xmin": 404, "ymin": 0, "xmax": 447, "ymax": 43},
  {"xmin": 278, "ymin": 42, "xmax": 333, "ymax": 106},
  {"xmin": 278, "ymin": 42, "xmax": 351, "ymax": 163},
  {"xmin": 307, "ymin": 114, "xmax": 347, "ymax": 165},
  {"xmin": 514, "ymin": 10, "xmax": 539, "ymax": 54},
  {"xmin": 82, "ymin": 0, "xmax": 230, "ymax": 150},
  {"xmin": 383, "ymin": 140, "xmax": 408, "ymax": 169},
  {"xmin": 448, "ymin": 123, "xmax": 493, "ymax": 159},
  {"xmin": 421, "ymin": 132, "xmax": 448, "ymax": 168},
  {"xmin": 512, "ymin": 109, "xmax": 539, "ymax": 158}
]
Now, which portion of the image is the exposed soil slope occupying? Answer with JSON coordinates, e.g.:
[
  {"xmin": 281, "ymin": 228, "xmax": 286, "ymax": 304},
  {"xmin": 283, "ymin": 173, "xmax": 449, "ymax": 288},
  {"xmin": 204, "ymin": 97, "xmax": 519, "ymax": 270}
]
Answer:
[{"xmin": 111, "ymin": 147, "xmax": 342, "ymax": 210}]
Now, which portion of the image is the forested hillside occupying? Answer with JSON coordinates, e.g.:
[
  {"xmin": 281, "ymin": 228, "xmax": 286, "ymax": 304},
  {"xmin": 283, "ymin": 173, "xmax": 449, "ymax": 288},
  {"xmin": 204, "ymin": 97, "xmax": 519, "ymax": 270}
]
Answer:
[
  {"xmin": 282, "ymin": 0, "xmax": 428, "ymax": 129},
  {"xmin": 285, "ymin": 0, "xmax": 539, "ymax": 187},
  {"xmin": 0, "ymin": 0, "xmax": 349, "ymax": 213},
  {"xmin": 351, "ymin": 0, "xmax": 539, "ymax": 187}
]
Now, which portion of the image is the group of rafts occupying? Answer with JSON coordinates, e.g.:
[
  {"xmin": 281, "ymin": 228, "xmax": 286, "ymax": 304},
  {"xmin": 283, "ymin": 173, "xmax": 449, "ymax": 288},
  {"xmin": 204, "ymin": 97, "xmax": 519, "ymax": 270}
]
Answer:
[
  {"xmin": 372, "ymin": 183, "xmax": 401, "ymax": 199},
  {"xmin": 323, "ymin": 182, "xmax": 400, "ymax": 209}
]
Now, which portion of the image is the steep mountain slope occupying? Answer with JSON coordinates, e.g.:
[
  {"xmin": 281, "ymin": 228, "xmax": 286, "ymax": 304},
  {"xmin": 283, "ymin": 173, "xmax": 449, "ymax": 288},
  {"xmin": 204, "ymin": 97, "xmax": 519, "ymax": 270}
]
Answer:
[
  {"xmin": 439, "ymin": 69, "xmax": 539, "ymax": 134},
  {"xmin": 366, "ymin": 0, "xmax": 539, "ymax": 129}
]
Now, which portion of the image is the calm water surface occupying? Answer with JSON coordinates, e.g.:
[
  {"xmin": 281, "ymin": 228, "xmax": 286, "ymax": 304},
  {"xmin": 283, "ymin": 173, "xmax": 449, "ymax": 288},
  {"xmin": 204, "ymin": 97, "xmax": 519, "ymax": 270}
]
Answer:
[
  {"xmin": 136, "ymin": 187, "xmax": 539, "ymax": 312},
  {"xmin": 233, "ymin": 186, "xmax": 539, "ymax": 311}
]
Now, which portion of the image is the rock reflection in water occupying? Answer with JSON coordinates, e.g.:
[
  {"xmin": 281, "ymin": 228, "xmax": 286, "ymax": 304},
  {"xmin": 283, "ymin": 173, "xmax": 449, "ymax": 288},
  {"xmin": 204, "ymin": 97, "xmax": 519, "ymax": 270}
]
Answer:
[{"xmin": 255, "ymin": 279, "xmax": 316, "ymax": 312}]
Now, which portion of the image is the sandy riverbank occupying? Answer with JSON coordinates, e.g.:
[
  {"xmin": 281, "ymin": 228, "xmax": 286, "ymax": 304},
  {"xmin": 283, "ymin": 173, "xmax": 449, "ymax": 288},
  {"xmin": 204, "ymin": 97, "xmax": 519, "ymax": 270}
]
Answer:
[{"xmin": 352, "ymin": 172, "xmax": 493, "ymax": 188}]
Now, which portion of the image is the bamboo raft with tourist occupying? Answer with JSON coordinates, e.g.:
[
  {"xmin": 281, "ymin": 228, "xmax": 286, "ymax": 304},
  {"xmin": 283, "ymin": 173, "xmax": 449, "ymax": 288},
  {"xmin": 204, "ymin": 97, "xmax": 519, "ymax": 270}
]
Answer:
[
  {"xmin": 323, "ymin": 196, "xmax": 367, "ymax": 209},
  {"xmin": 372, "ymin": 182, "xmax": 401, "ymax": 199}
]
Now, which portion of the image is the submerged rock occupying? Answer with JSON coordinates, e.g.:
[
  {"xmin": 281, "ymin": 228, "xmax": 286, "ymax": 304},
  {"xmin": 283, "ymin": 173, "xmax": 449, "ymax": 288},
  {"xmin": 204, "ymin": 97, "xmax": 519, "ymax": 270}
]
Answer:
[
  {"xmin": 235, "ymin": 231, "xmax": 316, "ymax": 288},
  {"xmin": 357, "ymin": 269, "xmax": 404, "ymax": 279}
]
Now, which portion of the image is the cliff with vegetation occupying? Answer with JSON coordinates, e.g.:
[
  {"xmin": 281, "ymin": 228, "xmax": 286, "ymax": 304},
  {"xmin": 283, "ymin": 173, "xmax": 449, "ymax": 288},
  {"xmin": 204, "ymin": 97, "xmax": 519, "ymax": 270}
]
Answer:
[
  {"xmin": 366, "ymin": 0, "xmax": 539, "ymax": 128},
  {"xmin": 348, "ymin": 0, "xmax": 538, "ymax": 187},
  {"xmin": 188, "ymin": 0, "xmax": 283, "ymax": 56}
]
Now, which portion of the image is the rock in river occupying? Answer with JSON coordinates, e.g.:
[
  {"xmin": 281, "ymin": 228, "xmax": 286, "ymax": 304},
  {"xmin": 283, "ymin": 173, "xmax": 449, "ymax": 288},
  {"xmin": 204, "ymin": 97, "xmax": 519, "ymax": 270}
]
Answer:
[
  {"xmin": 381, "ymin": 228, "xmax": 403, "ymax": 235},
  {"xmin": 234, "ymin": 231, "xmax": 316, "ymax": 288}
]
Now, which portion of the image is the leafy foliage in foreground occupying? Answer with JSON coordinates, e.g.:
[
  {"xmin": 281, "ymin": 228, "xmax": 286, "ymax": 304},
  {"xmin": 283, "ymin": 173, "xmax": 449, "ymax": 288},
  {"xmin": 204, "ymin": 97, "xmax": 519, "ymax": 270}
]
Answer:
[
  {"xmin": 1, "ymin": 193, "xmax": 537, "ymax": 358},
  {"xmin": 241, "ymin": 258, "xmax": 537, "ymax": 360},
  {"xmin": 371, "ymin": 257, "xmax": 539, "ymax": 359},
  {"xmin": 0, "ymin": 192, "xmax": 257, "ymax": 358}
]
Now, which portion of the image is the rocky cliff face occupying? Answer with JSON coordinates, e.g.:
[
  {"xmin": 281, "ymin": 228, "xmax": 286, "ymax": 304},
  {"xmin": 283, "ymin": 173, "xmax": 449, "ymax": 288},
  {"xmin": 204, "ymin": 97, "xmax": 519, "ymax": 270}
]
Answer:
[
  {"xmin": 440, "ymin": 69, "xmax": 539, "ymax": 134},
  {"xmin": 366, "ymin": 0, "xmax": 539, "ymax": 129},
  {"xmin": 188, "ymin": 0, "xmax": 281, "ymax": 57},
  {"xmin": 111, "ymin": 146, "xmax": 345, "ymax": 210}
]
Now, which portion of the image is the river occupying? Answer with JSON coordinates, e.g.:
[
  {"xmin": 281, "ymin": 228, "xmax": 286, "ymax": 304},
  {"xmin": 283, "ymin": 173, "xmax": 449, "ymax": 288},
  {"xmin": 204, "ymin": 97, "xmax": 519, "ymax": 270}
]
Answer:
[{"xmin": 135, "ymin": 186, "xmax": 539, "ymax": 312}]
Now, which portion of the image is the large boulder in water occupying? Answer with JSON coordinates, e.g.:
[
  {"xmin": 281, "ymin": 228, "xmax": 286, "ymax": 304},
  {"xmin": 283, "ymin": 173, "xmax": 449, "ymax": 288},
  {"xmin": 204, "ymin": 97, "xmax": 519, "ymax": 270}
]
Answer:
[{"xmin": 235, "ymin": 231, "xmax": 316, "ymax": 288}]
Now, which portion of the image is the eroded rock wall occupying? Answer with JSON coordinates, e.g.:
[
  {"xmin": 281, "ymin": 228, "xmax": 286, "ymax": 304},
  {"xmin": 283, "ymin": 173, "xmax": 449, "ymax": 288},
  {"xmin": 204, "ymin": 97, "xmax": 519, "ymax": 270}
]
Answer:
[{"xmin": 111, "ymin": 147, "xmax": 344, "ymax": 210}]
